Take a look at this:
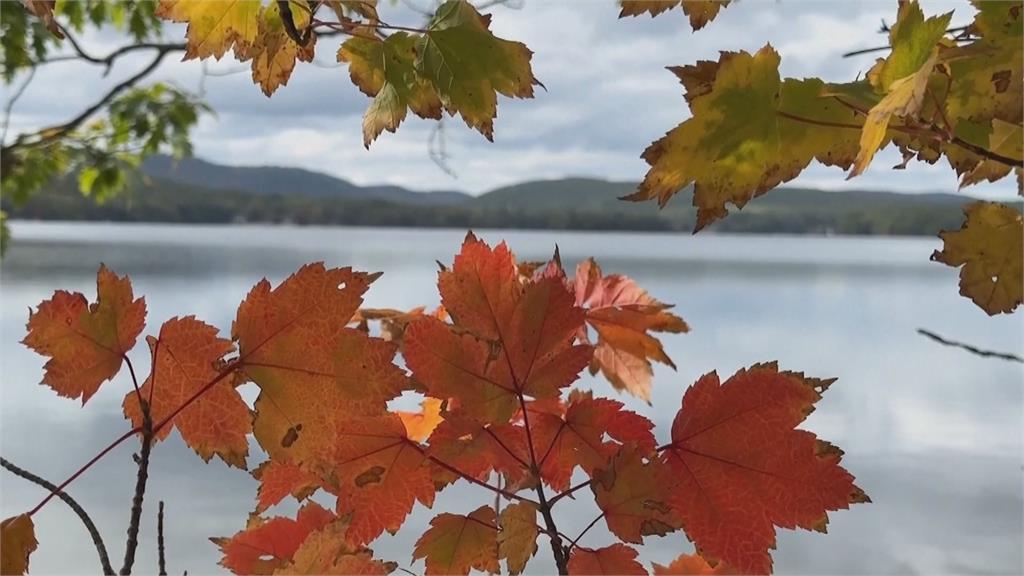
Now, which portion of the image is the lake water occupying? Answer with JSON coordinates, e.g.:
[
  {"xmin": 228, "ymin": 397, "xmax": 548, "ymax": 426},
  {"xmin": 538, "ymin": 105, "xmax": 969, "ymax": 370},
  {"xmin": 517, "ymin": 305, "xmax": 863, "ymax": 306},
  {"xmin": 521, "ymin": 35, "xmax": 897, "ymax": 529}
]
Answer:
[{"xmin": 1, "ymin": 222, "xmax": 1021, "ymax": 575}]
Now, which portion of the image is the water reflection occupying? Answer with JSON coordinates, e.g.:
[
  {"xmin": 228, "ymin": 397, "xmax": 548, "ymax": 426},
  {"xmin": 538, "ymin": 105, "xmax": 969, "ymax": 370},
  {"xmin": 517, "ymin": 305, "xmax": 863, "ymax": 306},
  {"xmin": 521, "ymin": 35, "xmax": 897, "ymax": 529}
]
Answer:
[{"xmin": 2, "ymin": 222, "xmax": 1021, "ymax": 575}]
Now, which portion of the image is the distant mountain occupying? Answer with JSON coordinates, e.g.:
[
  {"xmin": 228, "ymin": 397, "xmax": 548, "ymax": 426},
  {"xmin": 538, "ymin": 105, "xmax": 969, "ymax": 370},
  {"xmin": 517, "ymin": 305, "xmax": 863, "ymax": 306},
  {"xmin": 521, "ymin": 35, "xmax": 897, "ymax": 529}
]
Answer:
[
  {"xmin": 7, "ymin": 155, "xmax": 1010, "ymax": 236},
  {"xmin": 141, "ymin": 155, "xmax": 471, "ymax": 206}
]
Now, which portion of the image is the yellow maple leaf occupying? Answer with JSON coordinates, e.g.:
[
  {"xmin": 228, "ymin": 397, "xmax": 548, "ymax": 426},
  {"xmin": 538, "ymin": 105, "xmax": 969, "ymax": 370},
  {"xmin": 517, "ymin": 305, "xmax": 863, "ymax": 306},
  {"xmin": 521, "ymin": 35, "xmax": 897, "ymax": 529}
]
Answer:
[
  {"xmin": 932, "ymin": 201, "xmax": 1023, "ymax": 315},
  {"xmin": 1, "ymin": 515, "xmax": 37, "ymax": 575},
  {"xmin": 156, "ymin": 0, "xmax": 261, "ymax": 60}
]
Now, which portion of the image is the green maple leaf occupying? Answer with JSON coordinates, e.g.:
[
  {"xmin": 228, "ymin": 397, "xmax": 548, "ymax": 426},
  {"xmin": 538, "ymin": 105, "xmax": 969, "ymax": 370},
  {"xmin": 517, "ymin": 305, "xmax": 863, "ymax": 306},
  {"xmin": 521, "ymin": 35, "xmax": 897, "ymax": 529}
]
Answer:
[
  {"xmin": 338, "ymin": 33, "xmax": 442, "ymax": 148},
  {"xmin": 415, "ymin": 0, "xmax": 539, "ymax": 141}
]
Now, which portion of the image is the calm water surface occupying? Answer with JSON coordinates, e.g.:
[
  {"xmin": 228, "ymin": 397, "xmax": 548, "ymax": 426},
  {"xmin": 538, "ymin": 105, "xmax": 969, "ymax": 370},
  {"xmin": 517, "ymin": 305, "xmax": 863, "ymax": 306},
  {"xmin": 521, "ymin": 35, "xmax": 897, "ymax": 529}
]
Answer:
[{"xmin": 1, "ymin": 222, "xmax": 1021, "ymax": 575}]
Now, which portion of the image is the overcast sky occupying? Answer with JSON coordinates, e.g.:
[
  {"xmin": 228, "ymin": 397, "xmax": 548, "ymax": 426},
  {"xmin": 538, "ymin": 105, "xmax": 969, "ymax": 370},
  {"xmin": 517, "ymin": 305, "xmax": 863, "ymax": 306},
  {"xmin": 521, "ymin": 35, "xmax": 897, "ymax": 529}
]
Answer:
[{"xmin": 4, "ymin": 0, "xmax": 1018, "ymax": 197}]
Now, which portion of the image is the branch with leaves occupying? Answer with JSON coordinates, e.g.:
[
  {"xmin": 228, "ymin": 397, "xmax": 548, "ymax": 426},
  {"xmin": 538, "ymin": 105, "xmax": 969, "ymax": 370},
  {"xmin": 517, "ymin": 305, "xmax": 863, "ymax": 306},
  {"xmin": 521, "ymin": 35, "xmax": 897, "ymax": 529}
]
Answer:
[{"xmin": 1, "ymin": 234, "xmax": 865, "ymax": 575}]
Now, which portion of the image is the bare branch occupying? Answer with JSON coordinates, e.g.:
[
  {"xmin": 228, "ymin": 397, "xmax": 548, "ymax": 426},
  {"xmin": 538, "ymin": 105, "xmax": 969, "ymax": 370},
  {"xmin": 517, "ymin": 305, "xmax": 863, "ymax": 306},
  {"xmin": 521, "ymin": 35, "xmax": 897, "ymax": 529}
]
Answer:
[
  {"xmin": 1, "ymin": 457, "xmax": 115, "ymax": 576},
  {"xmin": 917, "ymin": 328, "xmax": 1024, "ymax": 363},
  {"xmin": 1, "ymin": 65, "xmax": 36, "ymax": 144},
  {"xmin": 4, "ymin": 45, "xmax": 180, "ymax": 159},
  {"xmin": 158, "ymin": 501, "xmax": 167, "ymax": 576},
  {"xmin": 120, "ymin": 403, "xmax": 154, "ymax": 575},
  {"xmin": 46, "ymin": 25, "xmax": 186, "ymax": 77}
]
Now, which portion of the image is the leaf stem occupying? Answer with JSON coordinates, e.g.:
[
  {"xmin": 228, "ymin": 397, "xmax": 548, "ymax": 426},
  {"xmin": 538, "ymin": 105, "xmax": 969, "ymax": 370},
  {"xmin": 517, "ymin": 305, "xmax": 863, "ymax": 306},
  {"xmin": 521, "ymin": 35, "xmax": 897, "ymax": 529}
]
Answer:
[
  {"xmin": 568, "ymin": 513, "xmax": 605, "ymax": 553},
  {"xmin": 28, "ymin": 361, "xmax": 240, "ymax": 516},
  {"xmin": 1, "ymin": 457, "xmax": 115, "ymax": 575},
  {"xmin": 410, "ymin": 442, "xmax": 536, "ymax": 504},
  {"xmin": 548, "ymin": 479, "xmax": 591, "ymax": 506}
]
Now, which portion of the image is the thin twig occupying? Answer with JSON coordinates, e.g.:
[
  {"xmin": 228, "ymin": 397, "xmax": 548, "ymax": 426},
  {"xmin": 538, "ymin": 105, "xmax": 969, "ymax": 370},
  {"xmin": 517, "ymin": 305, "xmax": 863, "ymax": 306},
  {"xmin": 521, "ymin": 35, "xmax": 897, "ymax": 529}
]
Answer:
[
  {"xmin": 6, "ymin": 46, "xmax": 176, "ymax": 154},
  {"xmin": 158, "ymin": 501, "xmax": 167, "ymax": 576},
  {"xmin": 948, "ymin": 133, "xmax": 1024, "ymax": 168},
  {"xmin": 917, "ymin": 328, "xmax": 1024, "ymax": 363},
  {"xmin": 1, "ymin": 457, "xmax": 115, "ymax": 575},
  {"xmin": 120, "ymin": 403, "xmax": 154, "ymax": 575},
  {"xmin": 568, "ymin": 513, "xmax": 605, "ymax": 553},
  {"xmin": 1, "ymin": 65, "xmax": 36, "ymax": 144},
  {"xmin": 548, "ymin": 479, "xmax": 592, "ymax": 506},
  {"xmin": 29, "ymin": 362, "xmax": 239, "ymax": 516}
]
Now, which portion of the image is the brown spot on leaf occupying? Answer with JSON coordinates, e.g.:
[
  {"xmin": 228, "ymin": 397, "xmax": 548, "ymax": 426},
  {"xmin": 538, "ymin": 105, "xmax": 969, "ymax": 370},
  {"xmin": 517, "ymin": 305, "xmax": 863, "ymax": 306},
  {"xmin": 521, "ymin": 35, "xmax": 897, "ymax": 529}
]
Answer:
[
  {"xmin": 282, "ymin": 423, "xmax": 303, "ymax": 447},
  {"xmin": 991, "ymin": 70, "xmax": 1011, "ymax": 93},
  {"xmin": 354, "ymin": 465, "xmax": 386, "ymax": 487}
]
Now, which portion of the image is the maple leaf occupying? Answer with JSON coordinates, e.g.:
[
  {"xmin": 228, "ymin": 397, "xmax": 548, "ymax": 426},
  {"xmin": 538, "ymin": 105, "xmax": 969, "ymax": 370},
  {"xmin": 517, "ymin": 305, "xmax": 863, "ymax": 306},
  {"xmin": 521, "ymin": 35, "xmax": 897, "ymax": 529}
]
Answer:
[
  {"xmin": 850, "ymin": 2, "xmax": 952, "ymax": 177},
  {"xmin": 425, "ymin": 415, "xmax": 531, "ymax": 487},
  {"xmin": 250, "ymin": 1, "xmax": 316, "ymax": 97},
  {"xmin": 416, "ymin": 0, "xmax": 539, "ymax": 141},
  {"xmin": 574, "ymin": 258, "xmax": 689, "ymax": 401},
  {"xmin": 323, "ymin": 413, "xmax": 436, "ymax": 546},
  {"xmin": 233, "ymin": 264, "xmax": 404, "ymax": 455},
  {"xmin": 351, "ymin": 306, "xmax": 447, "ymax": 344},
  {"xmin": 123, "ymin": 316, "xmax": 249, "ymax": 468},
  {"xmin": 567, "ymin": 544, "xmax": 646, "ymax": 576},
  {"xmin": 591, "ymin": 445, "xmax": 681, "ymax": 544},
  {"xmin": 945, "ymin": 1, "xmax": 1023, "ymax": 126},
  {"xmin": 278, "ymin": 519, "xmax": 395, "ymax": 574},
  {"xmin": 618, "ymin": 0, "xmax": 732, "ymax": 31},
  {"xmin": 397, "ymin": 397, "xmax": 445, "ymax": 442},
  {"xmin": 956, "ymin": 119, "xmax": 1023, "ymax": 188},
  {"xmin": 652, "ymin": 553, "xmax": 738, "ymax": 575},
  {"xmin": 253, "ymin": 459, "xmax": 320, "ymax": 513},
  {"xmin": 23, "ymin": 264, "xmax": 146, "ymax": 404},
  {"xmin": 625, "ymin": 46, "xmax": 865, "ymax": 230},
  {"xmin": 532, "ymin": 390, "xmax": 656, "ymax": 492},
  {"xmin": 214, "ymin": 501, "xmax": 336, "ymax": 574},
  {"xmin": 156, "ymin": 0, "xmax": 261, "ymax": 60},
  {"xmin": 661, "ymin": 363, "xmax": 867, "ymax": 574},
  {"xmin": 497, "ymin": 502, "xmax": 538, "ymax": 575},
  {"xmin": 1, "ymin": 515, "xmax": 37, "ymax": 576},
  {"xmin": 338, "ymin": 33, "xmax": 442, "ymax": 147},
  {"xmin": 412, "ymin": 506, "xmax": 500, "ymax": 576},
  {"xmin": 932, "ymin": 201, "xmax": 1023, "ymax": 315},
  {"xmin": 405, "ymin": 235, "xmax": 592, "ymax": 425}
]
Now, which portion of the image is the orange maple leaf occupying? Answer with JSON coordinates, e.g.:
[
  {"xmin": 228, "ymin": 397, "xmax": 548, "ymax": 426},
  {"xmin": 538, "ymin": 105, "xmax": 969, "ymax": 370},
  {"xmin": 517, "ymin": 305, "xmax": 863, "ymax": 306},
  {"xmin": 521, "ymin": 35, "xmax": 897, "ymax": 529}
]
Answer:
[
  {"xmin": 397, "ymin": 397, "xmax": 445, "ymax": 443},
  {"xmin": 653, "ymin": 553, "xmax": 739, "ymax": 575},
  {"xmin": 214, "ymin": 501, "xmax": 335, "ymax": 574},
  {"xmin": 252, "ymin": 459, "xmax": 319, "ymax": 513},
  {"xmin": 413, "ymin": 506, "xmax": 500, "ymax": 576},
  {"xmin": 233, "ymin": 264, "xmax": 407, "ymax": 460},
  {"xmin": 574, "ymin": 258, "xmax": 688, "ymax": 402},
  {"xmin": 404, "ymin": 234, "xmax": 592, "ymax": 425},
  {"xmin": 591, "ymin": 445, "xmax": 681, "ymax": 544},
  {"xmin": 123, "ymin": 316, "xmax": 248, "ymax": 468},
  {"xmin": 426, "ymin": 415, "xmax": 531, "ymax": 488},
  {"xmin": 23, "ymin": 264, "xmax": 146, "ymax": 404},
  {"xmin": 661, "ymin": 363, "xmax": 868, "ymax": 574},
  {"xmin": 567, "ymin": 544, "xmax": 647, "ymax": 575},
  {"xmin": 532, "ymin": 390, "xmax": 656, "ymax": 491},
  {"xmin": 324, "ymin": 413, "xmax": 436, "ymax": 546}
]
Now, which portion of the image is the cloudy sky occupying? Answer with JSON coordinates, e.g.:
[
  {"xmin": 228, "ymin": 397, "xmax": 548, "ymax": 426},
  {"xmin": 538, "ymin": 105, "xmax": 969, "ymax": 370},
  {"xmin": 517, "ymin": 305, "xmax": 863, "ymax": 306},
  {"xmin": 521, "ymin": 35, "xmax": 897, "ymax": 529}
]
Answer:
[{"xmin": 4, "ymin": 0, "xmax": 1018, "ymax": 197}]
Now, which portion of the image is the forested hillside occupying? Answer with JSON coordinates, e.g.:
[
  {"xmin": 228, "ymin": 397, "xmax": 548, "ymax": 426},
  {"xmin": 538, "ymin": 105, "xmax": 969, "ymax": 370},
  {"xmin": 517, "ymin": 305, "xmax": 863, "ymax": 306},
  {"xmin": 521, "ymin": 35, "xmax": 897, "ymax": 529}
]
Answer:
[{"xmin": 3, "ymin": 156, "xmax": 1007, "ymax": 236}]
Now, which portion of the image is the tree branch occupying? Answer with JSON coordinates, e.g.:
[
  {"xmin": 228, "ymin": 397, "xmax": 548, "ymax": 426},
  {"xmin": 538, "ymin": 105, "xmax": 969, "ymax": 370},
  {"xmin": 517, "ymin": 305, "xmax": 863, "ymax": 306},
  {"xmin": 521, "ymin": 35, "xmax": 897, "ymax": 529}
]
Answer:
[
  {"xmin": 5, "ymin": 45, "xmax": 177, "ymax": 155},
  {"xmin": 157, "ymin": 501, "xmax": 167, "ymax": 576},
  {"xmin": 917, "ymin": 328, "xmax": 1024, "ymax": 363},
  {"xmin": 120, "ymin": 401, "xmax": 154, "ymax": 575},
  {"xmin": 948, "ymin": 133, "xmax": 1024, "ymax": 168},
  {"xmin": 46, "ymin": 25, "xmax": 186, "ymax": 76},
  {"xmin": 1, "ymin": 457, "xmax": 115, "ymax": 576}
]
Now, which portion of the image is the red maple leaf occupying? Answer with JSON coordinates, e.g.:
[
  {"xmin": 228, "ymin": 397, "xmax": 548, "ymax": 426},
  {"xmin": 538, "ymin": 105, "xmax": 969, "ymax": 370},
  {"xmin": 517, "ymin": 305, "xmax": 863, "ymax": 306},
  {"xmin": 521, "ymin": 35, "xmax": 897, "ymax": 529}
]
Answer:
[{"xmin": 661, "ymin": 363, "xmax": 869, "ymax": 574}]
